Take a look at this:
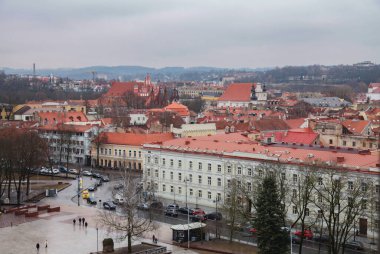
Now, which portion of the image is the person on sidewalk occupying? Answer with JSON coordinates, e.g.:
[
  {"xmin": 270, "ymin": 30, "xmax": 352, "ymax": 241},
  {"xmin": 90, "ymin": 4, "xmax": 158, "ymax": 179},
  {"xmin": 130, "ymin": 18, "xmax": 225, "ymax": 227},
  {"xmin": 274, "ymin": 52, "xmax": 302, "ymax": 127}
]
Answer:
[
  {"xmin": 45, "ymin": 240, "xmax": 48, "ymax": 248},
  {"xmin": 152, "ymin": 235, "xmax": 156, "ymax": 243},
  {"xmin": 79, "ymin": 218, "xmax": 82, "ymax": 225},
  {"xmin": 73, "ymin": 219, "xmax": 76, "ymax": 225},
  {"xmin": 36, "ymin": 243, "xmax": 40, "ymax": 253},
  {"xmin": 82, "ymin": 217, "xmax": 85, "ymax": 225}
]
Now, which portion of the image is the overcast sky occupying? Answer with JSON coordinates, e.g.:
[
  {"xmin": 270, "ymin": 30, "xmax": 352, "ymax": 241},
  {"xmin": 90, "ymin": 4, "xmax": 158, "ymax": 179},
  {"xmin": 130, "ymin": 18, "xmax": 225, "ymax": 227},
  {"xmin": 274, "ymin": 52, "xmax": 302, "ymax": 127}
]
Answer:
[{"xmin": 1, "ymin": 0, "xmax": 379, "ymax": 69}]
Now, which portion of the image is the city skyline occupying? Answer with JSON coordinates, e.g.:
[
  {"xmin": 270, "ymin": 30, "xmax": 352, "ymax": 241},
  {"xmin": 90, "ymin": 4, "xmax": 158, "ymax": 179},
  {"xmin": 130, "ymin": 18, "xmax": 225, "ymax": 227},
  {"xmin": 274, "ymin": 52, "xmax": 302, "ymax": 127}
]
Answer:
[{"xmin": 1, "ymin": 0, "xmax": 379, "ymax": 69}]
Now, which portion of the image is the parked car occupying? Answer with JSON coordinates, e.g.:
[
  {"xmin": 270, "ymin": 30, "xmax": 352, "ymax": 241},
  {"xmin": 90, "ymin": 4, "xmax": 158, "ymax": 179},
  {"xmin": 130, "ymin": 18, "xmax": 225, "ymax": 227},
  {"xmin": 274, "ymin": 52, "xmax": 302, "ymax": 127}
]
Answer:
[
  {"xmin": 292, "ymin": 235, "xmax": 302, "ymax": 244},
  {"xmin": 58, "ymin": 165, "xmax": 68, "ymax": 173},
  {"xmin": 294, "ymin": 229, "xmax": 313, "ymax": 240},
  {"xmin": 82, "ymin": 170, "xmax": 92, "ymax": 176},
  {"xmin": 114, "ymin": 183, "xmax": 124, "ymax": 190},
  {"xmin": 137, "ymin": 203, "xmax": 149, "ymax": 210},
  {"xmin": 103, "ymin": 201, "xmax": 116, "ymax": 210},
  {"xmin": 88, "ymin": 185, "xmax": 97, "ymax": 192},
  {"xmin": 92, "ymin": 173, "xmax": 101, "ymax": 178},
  {"xmin": 69, "ymin": 168, "xmax": 78, "ymax": 174},
  {"xmin": 100, "ymin": 175, "xmax": 110, "ymax": 182},
  {"xmin": 87, "ymin": 197, "xmax": 97, "ymax": 205},
  {"xmin": 40, "ymin": 167, "xmax": 48, "ymax": 174},
  {"xmin": 113, "ymin": 195, "xmax": 125, "ymax": 205},
  {"xmin": 204, "ymin": 212, "xmax": 222, "ymax": 221},
  {"xmin": 314, "ymin": 234, "xmax": 329, "ymax": 244},
  {"xmin": 150, "ymin": 201, "xmax": 163, "ymax": 210},
  {"xmin": 192, "ymin": 208, "xmax": 206, "ymax": 216},
  {"xmin": 52, "ymin": 168, "xmax": 60, "ymax": 174},
  {"xmin": 167, "ymin": 203, "xmax": 179, "ymax": 210},
  {"xmin": 96, "ymin": 179, "xmax": 103, "ymax": 187},
  {"xmin": 178, "ymin": 207, "xmax": 194, "ymax": 215},
  {"xmin": 344, "ymin": 241, "xmax": 364, "ymax": 250},
  {"xmin": 191, "ymin": 214, "xmax": 207, "ymax": 222},
  {"xmin": 164, "ymin": 208, "xmax": 178, "ymax": 217}
]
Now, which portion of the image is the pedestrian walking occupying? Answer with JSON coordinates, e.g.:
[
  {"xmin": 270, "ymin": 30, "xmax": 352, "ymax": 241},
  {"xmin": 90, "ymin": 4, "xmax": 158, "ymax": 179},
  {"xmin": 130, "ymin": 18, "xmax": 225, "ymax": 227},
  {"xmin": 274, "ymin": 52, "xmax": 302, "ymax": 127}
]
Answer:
[
  {"xmin": 82, "ymin": 217, "xmax": 85, "ymax": 225},
  {"xmin": 155, "ymin": 237, "xmax": 158, "ymax": 244},
  {"xmin": 45, "ymin": 240, "xmax": 48, "ymax": 248},
  {"xmin": 85, "ymin": 222, "xmax": 88, "ymax": 227},
  {"xmin": 79, "ymin": 218, "xmax": 82, "ymax": 224},
  {"xmin": 36, "ymin": 243, "xmax": 40, "ymax": 252},
  {"xmin": 152, "ymin": 235, "xmax": 155, "ymax": 243},
  {"xmin": 73, "ymin": 219, "xmax": 76, "ymax": 225}
]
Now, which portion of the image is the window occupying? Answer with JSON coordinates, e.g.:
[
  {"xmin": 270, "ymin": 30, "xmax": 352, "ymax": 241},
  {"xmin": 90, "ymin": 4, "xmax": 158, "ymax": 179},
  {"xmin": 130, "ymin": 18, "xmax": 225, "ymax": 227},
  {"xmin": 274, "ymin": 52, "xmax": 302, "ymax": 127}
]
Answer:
[
  {"xmin": 129, "ymin": 150, "xmax": 132, "ymax": 157},
  {"xmin": 147, "ymin": 168, "xmax": 151, "ymax": 176},
  {"xmin": 178, "ymin": 187, "xmax": 182, "ymax": 194},
  {"xmin": 305, "ymin": 208, "xmax": 310, "ymax": 216},
  {"xmin": 248, "ymin": 168, "xmax": 252, "ymax": 176},
  {"xmin": 189, "ymin": 188, "xmax": 193, "ymax": 196},
  {"xmin": 162, "ymin": 171, "xmax": 166, "ymax": 179},
  {"xmin": 162, "ymin": 158, "xmax": 166, "ymax": 165},
  {"xmin": 115, "ymin": 149, "xmax": 117, "ymax": 156},
  {"xmin": 134, "ymin": 151, "xmax": 136, "ymax": 157},
  {"xmin": 139, "ymin": 151, "xmax": 141, "ymax": 157},
  {"xmin": 281, "ymin": 172, "xmax": 286, "ymax": 180},
  {"xmin": 292, "ymin": 189, "xmax": 297, "ymax": 198},
  {"xmin": 343, "ymin": 140, "xmax": 347, "ymax": 146},
  {"xmin": 170, "ymin": 186, "xmax": 174, "ymax": 193},
  {"xmin": 198, "ymin": 190, "xmax": 202, "ymax": 198},
  {"xmin": 208, "ymin": 163, "xmax": 211, "ymax": 171},
  {"xmin": 363, "ymin": 142, "xmax": 366, "ymax": 148},
  {"xmin": 227, "ymin": 179, "xmax": 231, "ymax": 188},
  {"xmin": 217, "ymin": 178, "xmax": 221, "ymax": 187},
  {"xmin": 178, "ymin": 160, "xmax": 182, "ymax": 168},
  {"xmin": 162, "ymin": 184, "xmax": 166, "ymax": 192},
  {"xmin": 208, "ymin": 191, "xmax": 212, "ymax": 199},
  {"xmin": 217, "ymin": 193, "xmax": 221, "ymax": 201},
  {"xmin": 376, "ymin": 202, "xmax": 380, "ymax": 212},
  {"xmin": 189, "ymin": 174, "xmax": 193, "ymax": 183},
  {"xmin": 352, "ymin": 141, "xmax": 356, "ymax": 147},
  {"xmin": 109, "ymin": 149, "xmax": 111, "ymax": 155},
  {"xmin": 155, "ymin": 169, "xmax": 158, "ymax": 177},
  {"xmin": 237, "ymin": 167, "xmax": 242, "ymax": 175},
  {"xmin": 361, "ymin": 199, "xmax": 367, "ymax": 210},
  {"xmin": 376, "ymin": 185, "xmax": 380, "ymax": 193},
  {"xmin": 258, "ymin": 170, "xmax": 263, "ymax": 177},
  {"xmin": 237, "ymin": 181, "xmax": 241, "ymax": 188},
  {"xmin": 217, "ymin": 165, "xmax": 221, "ymax": 172},
  {"xmin": 123, "ymin": 150, "xmax": 126, "ymax": 157},
  {"xmin": 147, "ymin": 156, "xmax": 151, "ymax": 163},
  {"xmin": 292, "ymin": 206, "xmax": 298, "ymax": 214},
  {"xmin": 198, "ymin": 162, "xmax": 202, "ymax": 170},
  {"xmin": 208, "ymin": 176, "xmax": 212, "ymax": 185},
  {"xmin": 170, "ymin": 159, "xmax": 173, "ymax": 167},
  {"xmin": 178, "ymin": 173, "xmax": 182, "ymax": 181},
  {"xmin": 348, "ymin": 181, "xmax": 353, "ymax": 190},
  {"xmin": 318, "ymin": 177, "xmax": 323, "ymax": 185},
  {"xmin": 170, "ymin": 171, "xmax": 173, "ymax": 180},
  {"xmin": 227, "ymin": 165, "xmax": 231, "ymax": 173},
  {"xmin": 348, "ymin": 197, "xmax": 354, "ymax": 207},
  {"xmin": 198, "ymin": 175, "xmax": 202, "ymax": 184},
  {"xmin": 100, "ymin": 148, "xmax": 104, "ymax": 154},
  {"xmin": 154, "ymin": 157, "xmax": 158, "ymax": 164},
  {"xmin": 118, "ymin": 150, "xmax": 121, "ymax": 156},
  {"xmin": 318, "ymin": 193, "xmax": 322, "ymax": 203},
  {"xmin": 317, "ymin": 210, "xmax": 323, "ymax": 218},
  {"xmin": 247, "ymin": 182, "xmax": 252, "ymax": 191},
  {"xmin": 293, "ymin": 174, "xmax": 298, "ymax": 184},
  {"xmin": 329, "ymin": 139, "xmax": 333, "ymax": 144},
  {"xmin": 189, "ymin": 161, "xmax": 193, "ymax": 169}
]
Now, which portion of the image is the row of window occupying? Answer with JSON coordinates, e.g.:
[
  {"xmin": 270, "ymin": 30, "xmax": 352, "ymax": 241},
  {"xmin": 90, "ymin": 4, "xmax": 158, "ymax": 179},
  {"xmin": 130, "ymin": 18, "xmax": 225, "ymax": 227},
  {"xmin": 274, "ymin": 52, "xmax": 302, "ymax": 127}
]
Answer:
[
  {"xmin": 160, "ymin": 184, "xmax": 222, "ymax": 200},
  {"xmin": 100, "ymin": 148, "xmax": 141, "ymax": 158},
  {"xmin": 99, "ymin": 159, "xmax": 142, "ymax": 169},
  {"xmin": 45, "ymin": 138, "xmax": 84, "ymax": 146}
]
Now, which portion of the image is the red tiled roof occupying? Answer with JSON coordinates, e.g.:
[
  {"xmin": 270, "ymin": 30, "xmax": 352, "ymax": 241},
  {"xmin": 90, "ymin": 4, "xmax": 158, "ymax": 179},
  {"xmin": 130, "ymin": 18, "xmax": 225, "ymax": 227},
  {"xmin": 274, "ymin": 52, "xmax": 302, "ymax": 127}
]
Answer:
[
  {"xmin": 38, "ymin": 111, "xmax": 88, "ymax": 124},
  {"xmin": 369, "ymin": 83, "xmax": 380, "ymax": 88},
  {"xmin": 342, "ymin": 120, "xmax": 370, "ymax": 135},
  {"xmin": 38, "ymin": 124, "xmax": 93, "ymax": 132},
  {"xmin": 147, "ymin": 133, "xmax": 379, "ymax": 170},
  {"xmin": 282, "ymin": 131, "xmax": 318, "ymax": 145},
  {"xmin": 100, "ymin": 132, "xmax": 174, "ymax": 146},
  {"xmin": 218, "ymin": 83, "xmax": 255, "ymax": 102},
  {"xmin": 164, "ymin": 102, "xmax": 190, "ymax": 117},
  {"xmin": 252, "ymin": 119, "xmax": 290, "ymax": 131},
  {"xmin": 104, "ymin": 82, "xmax": 140, "ymax": 97},
  {"xmin": 285, "ymin": 118, "xmax": 306, "ymax": 129}
]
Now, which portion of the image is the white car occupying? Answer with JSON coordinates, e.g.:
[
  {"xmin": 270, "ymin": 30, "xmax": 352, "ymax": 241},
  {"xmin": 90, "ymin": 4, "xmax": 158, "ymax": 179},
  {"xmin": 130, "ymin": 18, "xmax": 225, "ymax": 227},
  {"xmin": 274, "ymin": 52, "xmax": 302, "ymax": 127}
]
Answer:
[
  {"xmin": 69, "ymin": 168, "xmax": 78, "ymax": 174},
  {"xmin": 39, "ymin": 167, "xmax": 48, "ymax": 174},
  {"xmin": 82, "ymin": 170, "xmax": 92, "ymax": 176},
  {"xmin": 52, "ymin": 168, "xmax": 60, "ymax": 174}
]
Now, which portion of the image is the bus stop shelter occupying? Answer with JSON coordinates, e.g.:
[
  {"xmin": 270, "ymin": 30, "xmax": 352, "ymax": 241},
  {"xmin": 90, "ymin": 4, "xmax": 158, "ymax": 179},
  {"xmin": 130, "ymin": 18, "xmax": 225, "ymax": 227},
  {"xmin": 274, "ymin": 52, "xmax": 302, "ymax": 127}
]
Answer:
[{"xmin": 171, "ymin": 222, "xmax": 206, "ymax": 243}]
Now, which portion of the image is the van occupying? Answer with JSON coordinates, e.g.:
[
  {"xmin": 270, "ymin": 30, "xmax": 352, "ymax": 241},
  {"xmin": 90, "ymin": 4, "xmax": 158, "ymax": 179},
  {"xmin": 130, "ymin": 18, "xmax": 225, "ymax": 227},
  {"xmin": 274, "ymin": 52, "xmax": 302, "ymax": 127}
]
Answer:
[{"xmin": 82, "ymin": 190, "xmax": 90, "ymax": 199}]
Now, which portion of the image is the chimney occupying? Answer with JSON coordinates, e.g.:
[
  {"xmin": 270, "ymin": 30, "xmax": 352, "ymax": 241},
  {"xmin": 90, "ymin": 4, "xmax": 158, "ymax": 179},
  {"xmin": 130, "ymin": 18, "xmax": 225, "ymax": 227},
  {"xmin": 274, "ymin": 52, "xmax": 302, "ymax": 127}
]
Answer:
[{"xmin": 337, "ymin": 156, "xmax": 345, "ymax": 163}]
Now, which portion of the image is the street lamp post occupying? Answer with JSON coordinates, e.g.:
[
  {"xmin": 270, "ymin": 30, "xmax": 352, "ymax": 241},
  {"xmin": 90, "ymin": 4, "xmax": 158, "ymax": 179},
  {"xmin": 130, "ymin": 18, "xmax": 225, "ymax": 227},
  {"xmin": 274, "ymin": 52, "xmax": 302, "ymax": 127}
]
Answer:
[
  {"xmin": 184, "ymin": 178, "xmax": 190, "ymax": 249},
  {"xmin": 213, "ymin": 198, "xmax": 219, "ymax": 239},
  {"xmin": 77, "ymin": 169, "xmax": 81, "ymax": 206}
]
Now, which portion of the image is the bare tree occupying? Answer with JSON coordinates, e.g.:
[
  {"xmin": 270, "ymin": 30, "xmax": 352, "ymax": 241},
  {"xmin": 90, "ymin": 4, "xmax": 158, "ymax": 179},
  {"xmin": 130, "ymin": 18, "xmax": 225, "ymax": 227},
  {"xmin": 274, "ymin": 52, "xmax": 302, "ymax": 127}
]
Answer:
[
  {"xmin": 98, "ymin": 173, "xmax": 157, "ymax": 253},
  {"xmin": 312, "ymin": 169, "xmax": 372, "ymax": 254}
]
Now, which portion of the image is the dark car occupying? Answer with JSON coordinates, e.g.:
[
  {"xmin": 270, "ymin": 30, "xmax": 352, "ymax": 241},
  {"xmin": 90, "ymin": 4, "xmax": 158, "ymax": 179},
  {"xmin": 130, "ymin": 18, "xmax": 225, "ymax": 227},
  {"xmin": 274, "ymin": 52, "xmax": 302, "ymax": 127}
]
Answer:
[
  {"xmin": 103, "ymin": 201, "xmax": 116, "ymax": 210},
  {"xmin": 344, "ymin": 241, "xmax": 364, "ymax": 250},
  {"xmin": 87, "ymin": 197, "xmax": 97, "ymax": 205},
  {"xmin": 164, "ymin": 208, "xmax": 178, "ymax": 217},
  {"xmin": 314, "ymin": 234, "xmax": 329, "ymax": 244},
  {"xmin": 92, "ymin": 173, "xmax": 101, "ymax": 178},
  {"xmin": 88, "ymin": 185, "xmax": 97, "ymax": 192},
  {"xmin": 150, "ymin": 201, "xmax": 163, "ymax": 210},
  {"xmin": 96, "ymin": 179, "xmax": 103, "ymax": 187},
  {"xmin": 204, "ymin": 212, "xmax": 222, "ymax": 221},
  {"xmin": 58, "ymin": 165, "xmax": 68, "ymax": 173},
  {"xmin": 100, "ymin": 175, "xmax": 110, "ymax": 182},
  {"xmin": 191, "ymin": 214, "xmax": 207, "ymax": 222},
  {"xmin": 137, "ymin": 203, "xmax": 149, "ymax": 210},
  {"xmin": 178, "ymin": 207, "xmax": 194, "ymax": 215},
  {"xmin": 114, "ymin": 183, "xmax": 124, "ymax": 190}
]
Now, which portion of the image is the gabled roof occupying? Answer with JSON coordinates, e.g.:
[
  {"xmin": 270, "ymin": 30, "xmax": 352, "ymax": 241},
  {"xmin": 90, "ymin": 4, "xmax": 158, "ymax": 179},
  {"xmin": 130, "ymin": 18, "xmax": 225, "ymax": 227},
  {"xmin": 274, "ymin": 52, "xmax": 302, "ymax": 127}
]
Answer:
[
  {"xmin": 164, "ymin": 102, "xmax": 190, "ymax": 117},
  {"xmin": 38, "ymin": 111, "xmax": 88, "ymax": 125},
  {"xmin": 104, "ymin": 82, "xmax": 140, "ymax": 97},
  {"xmin": 342, "ymin": 120, "xmax": 370, "ymax": 135},
  {"xmin": 100, "ymin": 132, "xmax": 174, "ymax": 146},
  {"xmin": 218, "ymin": 83, "xmax": 255, "ymax": 102},
  {"xmin": 281, "ymin": 130, "xmax": 319, "ymax": 145},
  {"xmin": 13, "ymin": 106, "xmax": 31, "ymax": 115},
  {"xmin": 252, "ymin": 119, "xmax": 290, "ymax": 131},
  {"xmin": 284, "ymin": 118, "xmax": 306, "ymax": 129}
]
